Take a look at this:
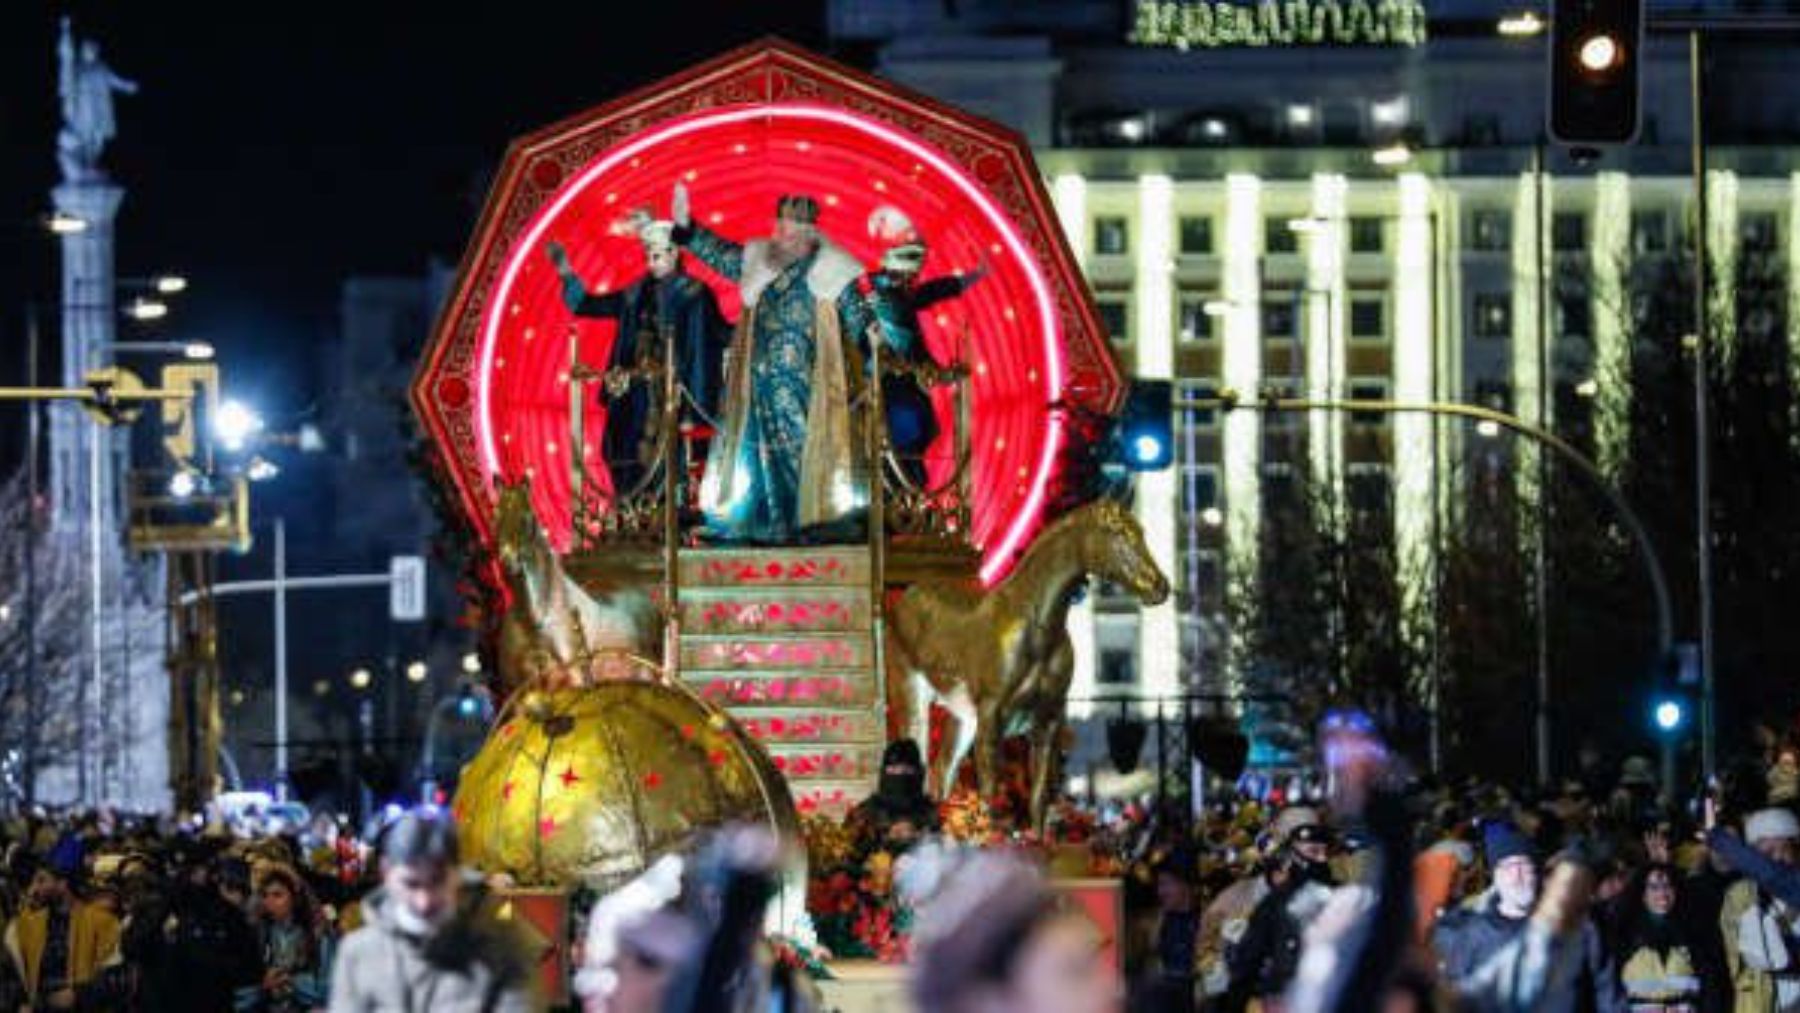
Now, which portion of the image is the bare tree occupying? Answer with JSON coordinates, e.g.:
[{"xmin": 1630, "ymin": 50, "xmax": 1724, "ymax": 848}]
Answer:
[{"xmin": 0, "ymin": 473, "xmax": 90, "ymax": 807}]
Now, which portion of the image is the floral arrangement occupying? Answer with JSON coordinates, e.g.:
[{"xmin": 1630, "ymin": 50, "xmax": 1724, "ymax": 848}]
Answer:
[{"xmin": 801, "ymin": 784, "xmax": 1132, "ymax": 963}]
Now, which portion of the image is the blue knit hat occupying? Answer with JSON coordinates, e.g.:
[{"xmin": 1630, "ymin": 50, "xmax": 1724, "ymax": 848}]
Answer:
[
  {"xmin": 46, "ymin": 832, "xmax": 85, "ymax": 879},
  {"xmin": 1482, "ymin": 820, "xmax": 1535, "ymax": 867}
]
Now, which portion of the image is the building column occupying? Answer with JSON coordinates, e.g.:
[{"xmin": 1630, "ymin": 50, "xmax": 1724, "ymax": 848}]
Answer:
[
  {"xmin": 1136, "ymin": 175, "xmax": 1178, "ymax": 716},
  {"xmin": 1511, "ymin": 166, "xmax": 1551, "ymax": 504},
  {"xmin": 1052, "ymin": 174, "xmax": 1099, "ymax": 720},
  {"xmin": 1394, "ymin": 175, "xmax": 1435, "ymax": 615},
  {"xmin": 1222, "ymin": 174, "xmax": 1263, "ymax": 700},
  {"xmin": 1788, "ymin": 173, "xmax": 1800, "ymax": 441},
  {"xmin": 1707, "ymin": 170, "xmax": 1740, "ymax": 374},
  {"xmin": 51, "ymin": 182, "xmax": 124, "ymax": 532},
  {"xmin": 1305, "ymin": 174, "xmax": 1348, "ymax": 499},
  {"xmin": 1591, "ymin": 173, "xmax": 1632, "ymax": 479}
]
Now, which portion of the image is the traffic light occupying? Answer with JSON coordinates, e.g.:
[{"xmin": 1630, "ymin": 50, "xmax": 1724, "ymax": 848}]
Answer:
[
  {"xmin": 1189, "ymin": 716, "xmax": 1250, "ymax": 782},
  {"xmin": 1119, "ymin": 379, "xmax": 1173, "ymax": 471},
  {"xmin": 1106, "ymin": 715, "xmax": 1149, "ymax": 774},
  {"xmin": 1651, "ymin": 692, "xmax": 1687, "ymax": 735},
  {"xmin": 1549, "ymin": 0, "xmax": 1645, "ymax": 144}
]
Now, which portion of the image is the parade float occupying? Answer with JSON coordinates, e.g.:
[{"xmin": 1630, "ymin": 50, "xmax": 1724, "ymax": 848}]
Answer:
[{"xmin": 410, "ymin": 39, "xmax": 1158, "ymax": 996}]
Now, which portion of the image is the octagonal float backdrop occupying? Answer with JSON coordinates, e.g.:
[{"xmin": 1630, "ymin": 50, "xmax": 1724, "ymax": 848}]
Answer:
[{"xmin": 412, "ymin": 40, "xmax": 1122, "ymax": 585}]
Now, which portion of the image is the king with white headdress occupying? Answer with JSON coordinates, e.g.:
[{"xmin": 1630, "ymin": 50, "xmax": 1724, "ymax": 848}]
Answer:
[{"xmin": 547, "ymin": 213, "xmax": 731, "ymax": 500}]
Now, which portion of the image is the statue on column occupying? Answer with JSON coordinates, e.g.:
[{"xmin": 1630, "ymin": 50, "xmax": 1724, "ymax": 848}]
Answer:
[{"xmin": 57, "ymin": 17, "xmax": 137, "ymax": 183}]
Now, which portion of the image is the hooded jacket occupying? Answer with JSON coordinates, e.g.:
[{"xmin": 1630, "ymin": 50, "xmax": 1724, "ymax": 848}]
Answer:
[
  {"xmin": 327, "ymin": 874, "xmax": 540, "ymax": 1013},
  {"xmin": 1434, "ymin": 891, "xmax": 1627, "ymax": 1013}
]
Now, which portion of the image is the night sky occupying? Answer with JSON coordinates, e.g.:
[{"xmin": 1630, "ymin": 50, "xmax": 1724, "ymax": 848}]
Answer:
[{"xmin": 0, "ymin": 2, "xmax": 827, "ymax": 439}]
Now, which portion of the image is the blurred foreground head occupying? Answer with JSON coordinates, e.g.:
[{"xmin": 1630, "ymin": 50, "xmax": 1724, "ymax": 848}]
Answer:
[
  {"xmin": 575, "ymin": 854, "xmax": 696, "ymax": 1013},
  {"xmin": 381, "ymin": 809, "xmax": 460, "ymax": 936},
  {"xmin": 906, "ymin": 846, "xmax": 1115, "ymax": 1013}
]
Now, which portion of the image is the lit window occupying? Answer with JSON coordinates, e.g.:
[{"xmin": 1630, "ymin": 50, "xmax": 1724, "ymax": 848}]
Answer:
[
  {"xmin": 1552, "ymin": 213, "xmax": 1586, "ymax": 252},
  {"xmin": 1179, "ymin": 380, "xmax": 1219, "ymax": 428},
  {"xmin": 1094, "ymin": 216, "xmax": 1130, "ymax": 256},
  {"xmin": 1265, "ymin": 218, "xmax": 1299, "ymax": 254},
  {"xmin": 1179, "ymin": 295, "xmax": 1216, "ymax": 342},
  {"xmin": 1349, "ymin": 380, "xmax": 1388, "ymax": 426},
  {"xmin": 1371, "ymin": 96, "xmax": 1410, "ymax": 127},
  {"xmin": 1631, "ymin": 211, "xmax": 1667, "ymax": 254},
  {"xmin": 1351, "ymin": 298, "xmax": 1386, "ymax": 340},
  {"xmin": 1742, "ymin": 212, "xmax": 1779, "ymax": 253},
  {"xmin": 1556, "ymin": 294, "xmax": 1590, "ymax": 338},
  {"xmin": 1179, "ymin": 216, "xmax": 1214, "ymax": 254},
  {"xmin": 1262, "ymin": 300, "xmax": 1298, "ymax": 338},
  {"xmin": 1097, "ymin": 298, "xmax": 1129, "ymax": 343},
  {"xmin": 1473, "ymin": 379, "xmax": 1512, "ymax": 413},
  {"xmin": 1474, "ymin": 295, "xmax": 1510, "ymax": 338},
  {"xmin": 1470, "ymin": 210, "xmax": 1511, "ymax": 251}
]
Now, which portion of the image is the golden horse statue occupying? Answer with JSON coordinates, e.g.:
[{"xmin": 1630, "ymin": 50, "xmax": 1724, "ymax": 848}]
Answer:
[
  {"xmin": 493, "ymin": 479, "xmax": 659, "ymax": 697},
  {"xmin": 886, "ymin": 498, "xmax": 1170, "ymax": 828}
]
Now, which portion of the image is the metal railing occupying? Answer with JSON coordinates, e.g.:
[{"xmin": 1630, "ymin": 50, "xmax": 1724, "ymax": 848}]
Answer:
[{"xmin": 564, "ymin": 318, "xmax": 979, "ymax": 582}]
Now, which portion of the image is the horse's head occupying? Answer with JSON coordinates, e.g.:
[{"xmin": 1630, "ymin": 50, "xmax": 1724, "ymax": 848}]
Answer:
[
  {"xmin": 492, "ymin": 478, "xmax": 547, "ymax": 574},
  {"xmin": 1074, "ymin": 498, "xmax": 1171, "ymax": 606}
]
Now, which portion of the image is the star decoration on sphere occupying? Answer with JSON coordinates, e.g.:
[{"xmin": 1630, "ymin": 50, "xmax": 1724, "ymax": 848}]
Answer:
[
  {"xmin": 539, "ymin": 815, "xmax": 558, "ymax": 839},
  {"xmin": 643, "ymin": 771, "xmax": 663, "ymax": 791},
  {"xmin": 558, "ymin": 765, "xmax": 581, "ymax": 790},
  {"xmin": 501, "ymin": 780, "xmax": 516, "ymax": 801}
]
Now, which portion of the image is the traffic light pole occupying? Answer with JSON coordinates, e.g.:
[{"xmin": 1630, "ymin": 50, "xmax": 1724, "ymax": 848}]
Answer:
[
  {"xmin": 1688, "ymin": 28, "xmax": 1716, "ymax": 786},
  {"xmin": 1647, "ymin": 6, "xmax": 1800, "ymax": 798}
]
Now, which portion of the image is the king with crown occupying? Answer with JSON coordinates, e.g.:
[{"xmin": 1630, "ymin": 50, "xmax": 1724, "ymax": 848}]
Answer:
[{"xmin": 671, "ymin": 183, "xmax": 874, "ymax": 544}]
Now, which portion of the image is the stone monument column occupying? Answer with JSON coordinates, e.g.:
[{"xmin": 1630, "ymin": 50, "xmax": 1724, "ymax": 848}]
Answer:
[{"xmin": 43, "ymin": 18, "xmax": 167, "ymax": 809}]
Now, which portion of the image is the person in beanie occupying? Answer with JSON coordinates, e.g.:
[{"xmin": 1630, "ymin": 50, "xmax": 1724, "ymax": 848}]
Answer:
[
  {"xmin": 1433, "ymin": 820, "xmax": 1625, "ymax": 1013},
  {"xmin": 1719, "ymin": 807, "xmax": 1800, "ymax": 1012},
  {"xmin": 329, "ymin": 809, "xmax": 540, "ymax": 1012},
  {"xmin": 1, "ymin": 837, "xmax": 119, "ymax": 1010},
  {"xmin": 845, "ymin": 738, "xmax": 939, "ymax": 853}
]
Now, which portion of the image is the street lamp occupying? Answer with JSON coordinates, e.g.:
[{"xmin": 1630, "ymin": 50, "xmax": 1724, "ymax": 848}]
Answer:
[
  {"xmin": 461, "ymin": 652, "xmax": 482, "ymax": 675},
  {"xmin": 46, "ymin": 211, "xmax": 88, "ymax": 234},
  {"xmin": 406, "ymin": 660, "xmax": 428, "ymax": 684},
  {"xmin": 1372, "ymin": 143, "xmax": 1413, "ymax": 167},
  {"xmin": 123, "ymin": 297, "xmax": 168, "ymax": 321},
  {"xmin": 104, "ymin": 340, "xmax": 214, "ymax": 360},
  {"xmin": 349, "ymin": 667, "xmax": 372, "ymax": 691},
  {"xmin": 215, "ymin": 399, "xmax": 264, "ymax": 453},
  {"xmin": 167, "ymin": 469, "xmax": 201, "ymax": 499},
  {"xmin": 245, "ymin": 457, "xmax": 280, "ymax": 483},
  {"xmin": 1497, "ymin": 11, "xmax": 1547, "ymax": 37}
]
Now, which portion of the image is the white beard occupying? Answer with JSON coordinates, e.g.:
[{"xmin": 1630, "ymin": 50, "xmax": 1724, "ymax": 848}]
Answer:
[{"xmin": 393, "ymin": 904, "xmax": 446, "ymax": 936}]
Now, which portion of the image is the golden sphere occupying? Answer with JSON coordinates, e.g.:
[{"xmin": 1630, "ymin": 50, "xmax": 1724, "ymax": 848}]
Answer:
[{"xmin": 452, "ymin": 681, "xmax": 799, "ymax": 891}]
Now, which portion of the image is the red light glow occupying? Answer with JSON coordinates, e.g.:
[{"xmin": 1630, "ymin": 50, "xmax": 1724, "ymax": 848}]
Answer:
[
  {"xmin": 481, "ymin": 107, "xmax": 1065, "ymax": 583},
  {"xmin": 414, "ymin": 43, "xmax": 1121, "ymax": 588}
]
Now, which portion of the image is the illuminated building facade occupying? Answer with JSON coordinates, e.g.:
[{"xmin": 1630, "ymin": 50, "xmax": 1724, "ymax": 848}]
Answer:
[{"xmin": 829, "ymin": 0, "xmax": 1800, "ymax": 734}]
